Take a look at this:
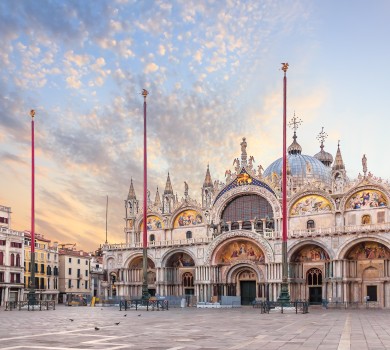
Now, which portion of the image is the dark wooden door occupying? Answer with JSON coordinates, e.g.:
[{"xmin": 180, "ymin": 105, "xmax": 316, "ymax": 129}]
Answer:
[
  {"xmin": 240, "ymin": 281, "xmax": 256, "ymax": 305},
  {"xmin": 309, "ymin": 287, "xmax": 322, "ymax": 304}
]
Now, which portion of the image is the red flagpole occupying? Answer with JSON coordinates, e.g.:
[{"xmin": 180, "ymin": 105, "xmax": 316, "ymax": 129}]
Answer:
[
  {"xmin": 141, "ymin": 89, "xmax": 149, "ymax": 300},
  {"xmin": 29, "ymin": 109, "xmax": 36, "ymax": 303}
]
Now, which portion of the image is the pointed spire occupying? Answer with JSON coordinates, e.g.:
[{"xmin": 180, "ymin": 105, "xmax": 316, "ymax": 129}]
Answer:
[
  {"xmin": 164, "ymin": 172, "xmax": 173, "ymax": 195},
  {"xmin": 240, "ymin": 137, "xmax": 248, "ymax": 167},
  {"xmin": 203, "ymin": 164, "xmax": 213, "ymax": 187},
  {"xmin": 127, "ymin": 178, "xmax": 136, "ymax": 200},
  {"xmin": 332, "ymin": 140, "xmax": 345, "ymax": 171},
  {"xmin": 154, "ymin": 186, "xmax": 161, "ymax": 207}
]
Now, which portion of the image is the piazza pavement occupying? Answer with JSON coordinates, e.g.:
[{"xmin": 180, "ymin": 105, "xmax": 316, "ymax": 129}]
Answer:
[{"xmin": 0, "ymin": 305, "xmax": 390, "ymax": 350}]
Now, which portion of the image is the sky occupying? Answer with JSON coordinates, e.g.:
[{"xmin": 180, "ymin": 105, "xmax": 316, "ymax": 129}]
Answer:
[{"xmin": 1, "ymin": 0, "xmax": 390, "ymax": 252}]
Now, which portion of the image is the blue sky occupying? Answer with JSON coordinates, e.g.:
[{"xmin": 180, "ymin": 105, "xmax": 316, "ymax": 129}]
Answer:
[{"xmin": 1, "ymin": 0, "xmax": 389, "ymax": 250}]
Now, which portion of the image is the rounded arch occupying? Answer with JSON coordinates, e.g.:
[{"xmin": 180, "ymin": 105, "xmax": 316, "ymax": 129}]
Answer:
[
  {"xmin": 288, "ymin": 239, "xmax": 333, "ymax": 262},
  {"xmin": 124, "ymin": 253, "xmax": 156, "ymax": 269},
  {"xmin": 288, "ymin": 191, "xmax": 335, "ymax": 216},
  {"xmin": 168, "ymin": 204, "xmax": 204, "ymax": 228},
  {"xmin": 337, "ymin": 236, "xmax": 390, "ymax": 260},
  {"xmin": 211, "ymin": 185, "xmax": 281, "ymax": 224},
  {"xmin": 160, "ymin": 248, "xmax": 197, "ymax": 268},
  {"xmin": 136, "ymin": 212, "xmax": 164, "ymax": 231},
  {"xmin": 341, "ymin": 185, "xmax": 389, "ymax": 213},
  {"xmin": 225, "ymin": 261, "xmax": 264, "ymax": 284},
  {"xmin": 205, "ymin": 230, "xmax": 274, "ymax": 264},
  {"xmin": 172, "ymin": 209, "xmax": 203, "ymax": 228}
]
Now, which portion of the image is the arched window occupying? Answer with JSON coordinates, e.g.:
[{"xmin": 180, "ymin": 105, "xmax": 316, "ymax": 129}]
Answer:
[
  {"xmin": 0, "ymin": 251, "xmax": 3, "ymax": 265},
  {"xmin": 222, "ymin": 194, "xmax": 274, "ymax": 223},
  {"xmin": 149, "ymin": 234, "xmax": 155, "ymax": 242},
  {"xmin": 186, "ymin": 231, "xmax": 192, "ymax": 239},
  {"xmin": 307, "ymin": 220, "xmax": 315, "ymax": 230},
  {"xmin": 307, "ymin": 268, "xmax": 322, "ymax": 286},
  {"xmin": 10, "ymin": 253, "xmax": 15, "ymax": 266},
  {"xmin": 362, "ymin": 215, "xmax": 371, "ymax": 225},
  {"xmin": 16, "ymin": 254, "xmax": 20, "ymax": 267},
  {"xmin": 242, "ymin": 221, "xmax": 252, "ymax": 230},
  {"xmin": 231, "ymin": 222, "xmax": 239, "ymax": 230},
  {"xmin": 182, "ymin": 272, "xmax": 194, "ymax": 287}
]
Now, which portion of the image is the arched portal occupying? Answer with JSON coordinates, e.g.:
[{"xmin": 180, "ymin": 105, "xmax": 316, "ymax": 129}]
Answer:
[
  {"xmin": 127, "ymin": 256, "xmax": 156, "ymax": 297},
  {"xmin": 161, "ymin": 251, "xmax": 196, "ymax": 298},
  {"xmin": 289, "ymin": 243, "xmax": 330, "ymax": 303},
  {"xmin": 343, "ymin": 241, "xmax": 390, "ymax": 305}
]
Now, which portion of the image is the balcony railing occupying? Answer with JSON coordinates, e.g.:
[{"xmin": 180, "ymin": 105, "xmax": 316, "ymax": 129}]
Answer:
[
  {"xmin": 103, "ymin": 237, "xmax": 213, "ymax": 250},
  {"xmin": 290, "ymin": 222, "xmax": 390, "ymax": 238}
]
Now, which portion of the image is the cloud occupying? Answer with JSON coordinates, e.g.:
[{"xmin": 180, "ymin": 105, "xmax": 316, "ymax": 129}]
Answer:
[{"xmin": 144, "ymin": 62, "xmax": 159, "ymax": 73}]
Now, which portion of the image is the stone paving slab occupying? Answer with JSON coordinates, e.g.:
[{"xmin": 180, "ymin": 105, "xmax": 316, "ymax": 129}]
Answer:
[{"xmin": 0, "ymin": 306, "xmax": 390, "ymax": 349}]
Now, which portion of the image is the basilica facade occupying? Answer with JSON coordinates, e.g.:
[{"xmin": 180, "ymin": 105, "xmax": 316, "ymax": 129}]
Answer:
[{"xmin": 103, "ymin": 131, "xmax": 390, "ymax": 307}]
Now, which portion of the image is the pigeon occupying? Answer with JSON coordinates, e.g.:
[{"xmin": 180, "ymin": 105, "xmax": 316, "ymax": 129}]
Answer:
[
  {"xmin": 115, "ymin": 322, "xmax": 120, "ymax": 325},
  {"xmin": 137, "ymin": 314, "xmax": 141, "ymax": 317},
  {"xmin": 124, "ymin": 314, "xmax": 127, "ymax": 317},
  {"xmin": 95, "ymin": 327, "xmax": 100, "ymax": 331},
  {"xmin": 69, "ymin": 319, "xmax": 74, "ymax": 322}
]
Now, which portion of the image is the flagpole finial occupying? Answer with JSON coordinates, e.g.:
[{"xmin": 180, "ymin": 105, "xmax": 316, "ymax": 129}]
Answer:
[
  {"xmin": 141, "ymin": 89, "xmax": 149, "ymax": 100},
  {"xmin": 30, "ymin": 110, "xmax": 35, "ymax": 119},
  {"xmin": 281, "ymin": 63, "xmax": 289, "ymax": 73}
]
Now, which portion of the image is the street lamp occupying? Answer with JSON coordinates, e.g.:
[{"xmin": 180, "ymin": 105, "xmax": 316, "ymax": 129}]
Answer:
[
  {"xmin": 278, "ymin": 63, "xmax": 291, "ymax": 304},
  {"xmin": 141, "ymin": 89, "xmax": 150, "ymax": 300},
  {"xmin": 28, "ymin": 109, "xmax": 36, "ymax": 304}
]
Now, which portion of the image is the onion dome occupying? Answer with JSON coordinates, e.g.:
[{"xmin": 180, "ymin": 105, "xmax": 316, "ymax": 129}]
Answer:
[
  {"xmin": 264, "ymin": 131, "xmax": 332, "ymax": 187},
  {"xmin": 314, "ymin": 127, "xmax": 333, "ymax": 167}
]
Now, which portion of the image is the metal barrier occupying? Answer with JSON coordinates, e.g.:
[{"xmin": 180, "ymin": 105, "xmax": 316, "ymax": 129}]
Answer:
[
  {"xmin": 258, "ymin": 300, "xmax": 309, "ymax": 314},
  {"xmin": 322, "ymin": 300, "xmax": 374, "ymax": 309},
  {"xmin": 119, "ymin": 299, "xmax": 169, "ymax": 311},
  {"xmin": 5, "ymin": 300, "xmax": 55, "ymax": 311}
]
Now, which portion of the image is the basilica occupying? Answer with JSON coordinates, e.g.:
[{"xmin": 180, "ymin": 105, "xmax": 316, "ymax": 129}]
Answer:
[{"xmin": 103, "ymin": 127, "xmax": 390, "ymax": 307}]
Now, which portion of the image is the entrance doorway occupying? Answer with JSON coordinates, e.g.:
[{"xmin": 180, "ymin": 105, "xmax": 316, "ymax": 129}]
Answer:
[
  {"xmin": 367, "ymin": 285, "xmax": 377, "ymax": 301},
  {"xmin": 240, "ymin": 281, "xmax": 256, "ymax": 305},
  {"xmin": 309, "ymin": 287, "xmax": 322, "ymax": 304},
  {"xmin": 307, "ymin": 268, "xmax": 323, "ymax": 305}
]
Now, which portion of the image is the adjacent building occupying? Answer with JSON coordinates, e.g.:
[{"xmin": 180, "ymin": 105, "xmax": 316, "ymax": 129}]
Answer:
[
  {"xmin": 0, "ymin": 205, "xmax": 24, "ymax": 305},
  {"xmin": 23, "ymin": 231, "xmax": 59, "ymax": 302},
  {"xmin": 59, "ymin": 247, "xmax": 91, "ymax": 303},
  {"xmin": 103, "ymin": 132, "xmax": 390, "ymax": 307}
]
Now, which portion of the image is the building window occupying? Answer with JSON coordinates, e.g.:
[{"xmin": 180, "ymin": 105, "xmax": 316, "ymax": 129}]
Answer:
[
  {"xmin": 149, "ymin": 234, "xmax": 155, "ymax": 242},
  {"xmin": 231, "ymin": 222, "xmax": 239, "ymax": 230},
  {"xmin": 362, "ymin": 215, "xmax": 371, "ymax": 225},
  {"xmin": 10, "ymin": 242, "xmax": 22, "ymax": 248},
  {"xmin": 40, "ymin": 278, "xmax": 45, "ymax": 289},
  {"xmin": 54, "ymin": 266, "xmax": 58, "ymax": 276},
  {"xmin": 77, "ymin": 269, "xmax": 81, "ymax": 278},
  {"xmin": 242, "ymin": 221, "xmax": 252, "ymax": 230},
  {"xmin": 182, "ymin": 272, "xmax": 194, "ymax": 287},
  {"xmin": 68, "ymin": 268, "xmax": 72, "ymax": 275},
  {"xmin": 0, "ymin": 272, "xmax": 4, "ymax": 282},
  {"xmin": 0, "ymin": 252, "xmax": 3, "ymax": 265},
  {"xmin": 85, "ymin": 281, "xmax": 88, "ymax": 289},
  {"xmin": 16, "ymin": 254, "xmax": 20, "ymax": 267},
  {"xmin": 10, "ymin": 253, "xmax": 15, "ymax": 266},
  {"xmin": 68, "ymin": 279, "xmax": 72, "ymax": 288},
  {"xmin": 77, "ymin": 279, "xmax": 80, "ymax": 289},
  {"xmin": 77, "ymin": 259, "xmax": 80, "ymax": 264},
  {"xmin": 377, "ymin": 211, "xmax": 385, "ymax": 224},
  {"xmin": 48, "ymin": 279, "xmax": 50, "ymax": 289},
  {"xmin": 0, "ymin": 240, "xmax": 6, "ymax": 246},
  {"xmin": 186, "ymin": 231, "xmax": 192, "ymax": 239},
  {"xmin": 47, "ymin": 266, "xmax": 52, "ymax": 275},
  {"xmin": 40, "ymin": 264, "xmax": 45, "ymax": 273},
  {"xmin": 307, "ymin": 268, "xmax": 322, "ymax": 286},
  {"xmin": 85, "ymin": 270, "xmax": 88, "ymax": 277},
  {"xmin": 307, "ymin": 220, "xmax": 315, "ymax": 230},
  {"xmin": 86, "ymin": 260, "xmax": 88, "ymax": 266}
]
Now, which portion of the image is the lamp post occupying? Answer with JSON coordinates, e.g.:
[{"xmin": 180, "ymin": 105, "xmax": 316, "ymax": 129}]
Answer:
[
  {"xmin": 141, "ymin": 89, "xmax": 150, "ymax": 300},
  {"xmin": 28, "ymin": 109, "xmax": 36, "ymax": 304},
  {"xmin": 278, "ymin": 63, "xmax": 291, "ymax": 304}
]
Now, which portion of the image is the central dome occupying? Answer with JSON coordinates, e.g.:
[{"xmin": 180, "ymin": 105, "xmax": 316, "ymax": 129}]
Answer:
[{"xmin": 263, "ymin": 133, "xmax": 332, "ymax": 188}]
